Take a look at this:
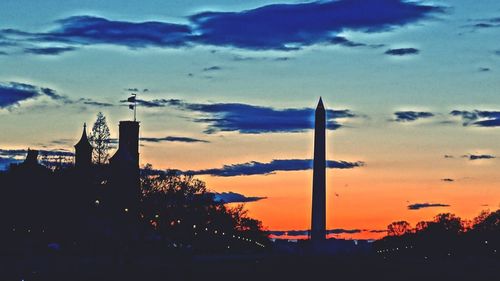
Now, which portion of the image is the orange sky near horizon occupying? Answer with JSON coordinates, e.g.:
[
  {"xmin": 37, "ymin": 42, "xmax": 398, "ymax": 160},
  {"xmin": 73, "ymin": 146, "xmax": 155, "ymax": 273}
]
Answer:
[{"xmin": 127, "ymin": 118, "xmax": 500, "ymax": 240}]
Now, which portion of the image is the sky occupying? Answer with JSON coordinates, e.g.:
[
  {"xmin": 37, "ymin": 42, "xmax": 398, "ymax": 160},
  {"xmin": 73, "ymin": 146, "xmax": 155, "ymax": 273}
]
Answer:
[{"xmin": 1, "ymin": 0, "xmax": 500, "ymax": 240}]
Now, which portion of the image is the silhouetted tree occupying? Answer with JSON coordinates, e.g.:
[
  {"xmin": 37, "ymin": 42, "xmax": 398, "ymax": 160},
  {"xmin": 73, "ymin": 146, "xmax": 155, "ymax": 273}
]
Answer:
[
  {"xmin": 89, "ymin": 112, "xmax": 111, "ymax": 165},
  {"xmin": 387, "ymin": 221, "xmax": 411, "ymax": 236},
  {"xmin": 139, "ymin": 164, "xmax": 269, "ymax": 252}
]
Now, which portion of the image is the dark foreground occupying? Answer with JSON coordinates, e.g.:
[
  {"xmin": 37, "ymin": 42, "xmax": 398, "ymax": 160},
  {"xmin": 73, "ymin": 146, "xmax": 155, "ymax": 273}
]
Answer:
[{"xmin": 1, "ymin": 253, "xmax": 498, "ymax": 281}]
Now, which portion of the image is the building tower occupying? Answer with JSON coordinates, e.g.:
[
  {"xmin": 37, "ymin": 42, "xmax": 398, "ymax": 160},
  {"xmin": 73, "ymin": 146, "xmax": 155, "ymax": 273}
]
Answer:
[
  {"xmin": 311, "ymin": 97, "xmax": 326, "ymax": 243},
  {"xmin": 74, "ymin": 123, "xmax": 93, "ymax": 169},
  {"xmin": 109, "ymin": 120, "xmax": 140, "ymax": 208},
  {"xmin": 109, "ymin": 121, "xmax": 140, "ymax": 169}
]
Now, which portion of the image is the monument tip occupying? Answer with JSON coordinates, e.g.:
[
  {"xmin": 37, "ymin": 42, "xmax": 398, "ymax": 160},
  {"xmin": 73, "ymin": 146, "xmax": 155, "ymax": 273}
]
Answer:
[{"xmin": 317, "ymin": 97, "xmax": 324, "ymax": 109}]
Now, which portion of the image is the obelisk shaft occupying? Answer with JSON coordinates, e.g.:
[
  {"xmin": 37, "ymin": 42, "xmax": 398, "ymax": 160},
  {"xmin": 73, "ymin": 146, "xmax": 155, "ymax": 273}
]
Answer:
[{"xmin": 311, "ymin": 98, "xmax": 326, "ymax": 242}]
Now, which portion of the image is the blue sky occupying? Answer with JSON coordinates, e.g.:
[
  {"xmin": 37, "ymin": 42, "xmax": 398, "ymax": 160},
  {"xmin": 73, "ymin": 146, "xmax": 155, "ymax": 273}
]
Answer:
[{"xmin": 1, "ymin": 0, "xmax": 500, "ymax": 237}]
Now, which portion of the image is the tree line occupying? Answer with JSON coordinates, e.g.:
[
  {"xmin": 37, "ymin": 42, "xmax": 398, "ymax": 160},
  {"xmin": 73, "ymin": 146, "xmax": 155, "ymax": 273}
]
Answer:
[{"xmin": 375, "ymin": 210, "xmax": 499, "ymax": 258}]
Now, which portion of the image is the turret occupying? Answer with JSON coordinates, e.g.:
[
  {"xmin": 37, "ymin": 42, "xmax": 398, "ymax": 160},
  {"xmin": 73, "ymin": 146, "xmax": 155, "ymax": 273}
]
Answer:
[{"xmin": 74, "ymin": 123, "xmax": 93, "ymax": 169}]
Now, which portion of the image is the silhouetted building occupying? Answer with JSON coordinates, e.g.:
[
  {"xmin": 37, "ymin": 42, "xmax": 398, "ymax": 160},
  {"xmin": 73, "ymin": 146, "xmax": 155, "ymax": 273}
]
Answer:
[
  {"xmin": 311, "ymin": 97, "xmax": 326, "ymax": 244},
  {"xmin": 24, "ymin": 149, "xmax": 39, "ymax": 167},
  {"xmin": 74, "ymin": 123, "xmax": 93, "ymax": 169},
  {"xmin": 109, "ymin": 121, "xmax": 140, "ymax": 169},
  {"xmin": 109, "ymin": 120, "xmax": 141, "ymax": 240}
]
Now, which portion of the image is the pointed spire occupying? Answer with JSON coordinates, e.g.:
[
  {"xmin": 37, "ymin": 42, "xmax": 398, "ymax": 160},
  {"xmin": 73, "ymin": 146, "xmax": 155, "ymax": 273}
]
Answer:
[
  {"xmin": 316, "ymin": 97, "xmax": 324, "ymax": 109},
  {"xmin": 75, "ymin": 123, "xmax": 93, "ymax": 149}
]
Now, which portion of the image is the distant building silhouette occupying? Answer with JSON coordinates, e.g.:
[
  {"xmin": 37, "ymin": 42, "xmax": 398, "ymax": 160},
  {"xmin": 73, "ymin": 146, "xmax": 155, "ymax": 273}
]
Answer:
[
  {"xmin": 109, "ymin": 120, "xmax": 141, "ymax": 240},
  {"xmin": 311, "ymin": 97, "xmax": 327, "ymax": 244},
  {"xmin": 109, "ymin": 121, "xmax": 140, "ymax": 169},
  {"xmin": 74, "ymin": 123, "xmax": 93, "ymax": 169},
  {"xmin": 24, "ymin": 148, "xmax": 39, "ymax": 167}
]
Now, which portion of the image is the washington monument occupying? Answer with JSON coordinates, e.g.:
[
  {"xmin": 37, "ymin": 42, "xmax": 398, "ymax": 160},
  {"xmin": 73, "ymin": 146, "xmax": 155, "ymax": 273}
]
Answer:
[{"xmin": 311, "ymin": 97, "xmax": 326, "ymax": 243}]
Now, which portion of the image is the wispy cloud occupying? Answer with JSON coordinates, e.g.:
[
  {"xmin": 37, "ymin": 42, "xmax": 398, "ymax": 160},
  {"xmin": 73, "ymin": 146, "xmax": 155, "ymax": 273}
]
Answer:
[
  {"xmin": 24, "ymin": 46, "xmax": 77, "ymax": 55},
  {"xmin": 385, "ymin": 47, "xmax": 420, "ymax": 56},
  {"xmin": 211, "ymin": 192, "xmax": 266, "ymax": 203},
  {"xmin": 140, "ymin": 136, "xmax": 209, "ymax": 143},
  {"xmin": 269, "ymin": 228, "xmax": 372, "ymax": 237},
  {"xmin": 121, "ymin": 99, "xmax": 358, "ymax": 134},
  {"xmin": 408, "ymin": 203, "xmax": 450, "ymax": 210},
  {"xmin": 202, "ymin": 66, "xmax": 222, "ymax": 72},
  {"xmin": 392, "ymin": 111, "xmax": 434, "ymax": 122},
  {"xmin": 0, "ymin": 81, "xmax": 115, "ymax": 110},
  {"xmin": 186, "ymin": 159, "xmax": 364, "ymax": 177},
  {"xmin": 0, "ymin": 148, "xmax": 74, "ymax": 158},
  {"xmin": 462, "ymin": 154, "xmax": 496, "ymax": 161},
  {"xmin": 450, "ymin": 110, "xmax": 500, "ymax": 127},
  {"xmin": 0, "ymin": 82, "xmax": 65, "ymax": 108}
]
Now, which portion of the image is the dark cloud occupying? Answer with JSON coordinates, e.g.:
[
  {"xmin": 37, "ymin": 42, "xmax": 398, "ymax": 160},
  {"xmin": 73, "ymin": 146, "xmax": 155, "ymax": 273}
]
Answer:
[
  {"xmin": 463, "ymin": 154, "xmax": 496, "ymax": 161},
  {"xmin": 327, "ymin": 229, "xmax": 362, "ymax": 234},
  {"xmin": 125, "ymin": 88, "xmax": 148, "ymax": 92},
  {"xmin": 328, "ymin": 36, "xmax": 366, "ymax": 48},
  {"xmin": 159, "ymin": 99, "xmax": 355, "ymax": 134},
  {"xmin": 478, "ymin": 67, "xmax": 491, "ymax": 72},
  {"xmin": 186, "ymin": 159, "xmax": 364, "ymax": 177},
  {"xmin": 79, "ymin": 99, "xmax": 114, "ymax": 107},
  {"xmin": 0, "ymin": 81, "xmax": 112, "ymax": 109},
  {"xmin": 189, "ymin": 0, "xmax": 443, "ymax": 51},
  {"xmin": 450, "ymin": 110, "xmax": 500, "ymax": 127},
  {"xmin": 269, "ymin": 228, "xmax": 362, "ymax": 237},
  {"xmin": 385, "ymin": 47, "xmax": 419, "ymax": 56},
  {"xmin": 120, "ymin": 98, "xmax": 172, "ymax": 108},
  {"xmin": 0, "ymin": 1, "xmax": 444, "ymax": 52},
  {"xmin": 120, "ymin": 99, "xmax": 357, "ymax": 134},
  {"xmin": 24, "ymin": 46, "xmax": 77, "ymax": 55},
  {"xmin": 441, "ymin": 178, "xmax": 455, "ymax": 182},
  {"xmin": 467, "ymin": 17, "xmax": 500, "ymax": 30},
  {"xmin": 202, "ymin": 66, "xmax": 222, "ymax": 72},
  {"xmin": 212, "ymin": 192, "xmax": 266, "ymax": 203},
  {"xmin": 393, "ymin": 111, "xmax": 434, "ymax": 122},
  {"xmin": 140, "ymin": 136, "xmax": 209, "ymax": 143},
  {"xmin": 369, "ymin": 229, "xmax": 387, "ymax": 233},
  {"xmin": 0, "ymin": 82, "xmax": 41, "ymax": 108},
  {"xmin": 4, "ymin": 16, "xmax": 191, "ymax": 49},
  {"xmin": 408, "ymin": 203, "xmax": 450, "ymax": 210},
  {"xmin": 0, "ymin": 82, "xmax": 72, "ymax": 108},
  {"xmin": 0, "ymin": 148, "xmax": 74, "ymax": 158}
]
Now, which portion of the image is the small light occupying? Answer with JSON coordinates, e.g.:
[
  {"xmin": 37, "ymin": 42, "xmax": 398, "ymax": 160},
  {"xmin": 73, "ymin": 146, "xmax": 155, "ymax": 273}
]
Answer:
[
  {"xmin": 95, "ymin": 200, "xmax": 100, "ymax": 205},
  {"xmin": 205, "ymin": 228, "xmax": 208, "ymax": 231},
  {"xmin": 214, "ymin": 230, "xmax": 218, "ymax": 234},
  {"xmin": 124, "ymin": 208, "xmax": 129, "ymax": 212},
  {"xmin": 222, "ymin": 232, "xmax": 225, "ymax": 235},
  {"xmin": 27, "ymin": 229, "xmax": 31, "ymax": 233},
  {"xmin": 177, "ymin": 219, "xmax": 181, "ymax": 224},
  {"xmin": 155, "ymin": 214, "xmax": 159, "ymax": 218},
  {"xmin": 485, "ymin": 240, "xmax": 488, "ymax": 244},
  {"xmin": 227, "ymin": 245, "xmax": 230, "ymax": 249},
  {"xmin": 193, "ymin": 225, "xmax": 196, "ymax": 229}
]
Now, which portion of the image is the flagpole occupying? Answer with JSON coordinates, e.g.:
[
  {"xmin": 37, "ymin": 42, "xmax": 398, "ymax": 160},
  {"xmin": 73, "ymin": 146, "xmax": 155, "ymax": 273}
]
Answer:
[{"xmin": 134, "ymin": 95, "xmax": 137, "ymax": 122}]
